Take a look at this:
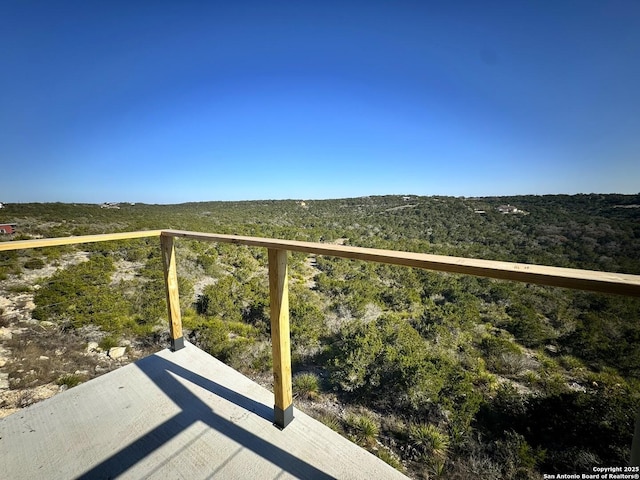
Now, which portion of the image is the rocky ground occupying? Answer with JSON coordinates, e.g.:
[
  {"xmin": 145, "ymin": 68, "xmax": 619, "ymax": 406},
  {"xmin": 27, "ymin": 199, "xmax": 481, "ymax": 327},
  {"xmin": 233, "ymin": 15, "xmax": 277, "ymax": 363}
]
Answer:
[{"xmin": 0, "ymin": 253, "xmax": 162, "ymax": 419}]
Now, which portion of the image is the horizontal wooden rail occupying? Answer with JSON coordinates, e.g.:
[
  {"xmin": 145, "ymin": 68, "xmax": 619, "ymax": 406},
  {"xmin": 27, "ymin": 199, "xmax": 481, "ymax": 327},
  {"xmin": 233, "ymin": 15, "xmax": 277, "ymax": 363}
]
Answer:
[
  {"xmin": 0, "ymin": 230, "xmax": 163, "ymax": 252},
  {"xmin": 4, "ymin": 228, "xmax": 638, "ymax": 298},
  {"xmin": 162, "ymin": 230, "xmax": 640, "ymax": 297}
]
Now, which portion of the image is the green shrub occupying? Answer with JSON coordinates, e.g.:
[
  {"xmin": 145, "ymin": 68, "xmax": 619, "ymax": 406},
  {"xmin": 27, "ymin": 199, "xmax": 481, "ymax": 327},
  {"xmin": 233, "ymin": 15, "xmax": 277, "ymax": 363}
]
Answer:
[
  {"xmin": 492, "ymin": 431, "xmax": 545, "ymax": 479},
  {"xmin": 538, "ymin": 372, "xmax": 568, "ymax": 396},
  {"xmin": 480, "ymin": 335, "xmax": 525, "ymax": 374},
  {"xmin": 522, "ymin": 370, "xmax": 540, "ymax": 386},
  {"xmin": 480, "ymin": 334, "xmax": 521, "ymax": 357},
  {"xmin": 32, "ymin": 255, "xmax": 128, "ymax": 331},
  {"xmin": 558, "ymin": 354, "xmax": 584, "ymax": 370},
  {"xmin": 57, "ymin": 374, "xmax": 83, "ymax": 388},
  {"xmin": 293, "ymin": 373, "xmax": 320, "ymax": 400},
  {"xmin": 497, "ymin": 352, "xmax": 529, "ymax": 375},
  {"xmin": 7, "ymin": 284, "xmax": 31, "ymax": 293},
  {"xmin": 330, "ymin": 315, "xmax": 448, "ymax": 412},
  {"xmin": 196, "ymin": 252, "xmax": 220, "ymax": 276},
  {"xmin": 505, "ymin": 303, "xmax": 556, "ymax": 348},
  {"xmin": 192, "ymin": 317, "xmax": 260, "ymax": 370},
  {"xmin": 99, "ymin": 336, "xmax": 119, "ymax": 351},
  {"xmin": 198, "ymin": 276, "xmax": 243, "ymax": 322},
  {"xmin": 289, "ymin": 283, "xmax": 325, "ymax": 345},
  {"xmin": 23, "ymin": 257, "xmax": 45, "ymax": 269},
  {"xmin": 538, "ymin": 354, "xmax": 560, "ymax": 373}
]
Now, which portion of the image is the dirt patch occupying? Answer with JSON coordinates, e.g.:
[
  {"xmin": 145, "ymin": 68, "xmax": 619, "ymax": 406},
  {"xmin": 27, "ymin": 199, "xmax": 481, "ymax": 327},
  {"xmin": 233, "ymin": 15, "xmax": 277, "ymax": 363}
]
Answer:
[
  {"xmin": 303, "ymin": 255, "xmax": 320, "ymax": 289},
  {"xmin": 110, "ymin": 259, "xmax": 144, "ymax": 286},
  {"xmin": 0, "ymin": 383, "xmax": 61, "ymax": 419},
  {"xmin": 0, "ymin": 322, "xmax": 162, "ymax": 418},
  {"xmin": 193, "ymin": 277, "xmax": 218, "ymax": 300}
]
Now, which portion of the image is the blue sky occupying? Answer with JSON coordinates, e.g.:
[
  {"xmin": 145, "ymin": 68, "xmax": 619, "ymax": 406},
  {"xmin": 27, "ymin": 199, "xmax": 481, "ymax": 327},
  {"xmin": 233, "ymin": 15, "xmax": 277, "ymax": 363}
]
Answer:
[{"xmin": 1, "ymin": 1, "xmax": 639, "ymax": 203}]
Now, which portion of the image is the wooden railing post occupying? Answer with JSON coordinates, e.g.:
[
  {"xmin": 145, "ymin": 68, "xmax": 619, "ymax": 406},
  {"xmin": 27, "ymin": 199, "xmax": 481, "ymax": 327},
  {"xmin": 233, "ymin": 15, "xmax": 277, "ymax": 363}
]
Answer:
[
  {"xmin": 268, "ymin": 248, "xmax": 293, "ymax": 429},
  {"xmin": 161, "ymin": 234, "xmax": 184, "ymax": 351}
]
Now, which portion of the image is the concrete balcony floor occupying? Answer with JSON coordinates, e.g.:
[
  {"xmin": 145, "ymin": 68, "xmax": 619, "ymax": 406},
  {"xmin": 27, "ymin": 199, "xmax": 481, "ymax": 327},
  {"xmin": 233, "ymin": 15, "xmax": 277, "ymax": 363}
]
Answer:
[{"xmin": 0, "ymin": 341, "xmax": 408, "ymax": 479}]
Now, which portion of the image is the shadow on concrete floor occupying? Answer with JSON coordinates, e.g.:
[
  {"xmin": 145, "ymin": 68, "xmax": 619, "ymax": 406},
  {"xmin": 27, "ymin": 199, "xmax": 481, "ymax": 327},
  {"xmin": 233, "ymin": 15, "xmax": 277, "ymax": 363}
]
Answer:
[{"xmin": 77, "ymin": 350, "xmax": 333, "ymax": 480}]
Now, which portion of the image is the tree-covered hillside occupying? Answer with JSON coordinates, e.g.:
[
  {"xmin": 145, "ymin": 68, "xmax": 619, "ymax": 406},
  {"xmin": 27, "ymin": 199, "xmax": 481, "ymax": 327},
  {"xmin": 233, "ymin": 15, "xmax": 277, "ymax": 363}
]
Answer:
[{"xmin": 1, "ymin": 194, "xmax": 639, "ymax": 479}]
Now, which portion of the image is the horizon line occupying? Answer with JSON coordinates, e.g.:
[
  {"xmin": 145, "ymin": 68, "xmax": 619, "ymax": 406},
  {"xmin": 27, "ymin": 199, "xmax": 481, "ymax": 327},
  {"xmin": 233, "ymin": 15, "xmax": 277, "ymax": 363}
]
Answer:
[{"xmin": 2, "ymin": 191, "xmax": 640, "ymax": 206}]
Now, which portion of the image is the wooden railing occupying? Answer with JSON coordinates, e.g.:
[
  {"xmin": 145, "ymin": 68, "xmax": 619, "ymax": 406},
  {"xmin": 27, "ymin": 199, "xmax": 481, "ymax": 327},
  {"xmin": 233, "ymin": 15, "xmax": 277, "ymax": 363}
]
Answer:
[{"xmin": 2, "ymin": 230, "xmax": 640, "ymax": 435}]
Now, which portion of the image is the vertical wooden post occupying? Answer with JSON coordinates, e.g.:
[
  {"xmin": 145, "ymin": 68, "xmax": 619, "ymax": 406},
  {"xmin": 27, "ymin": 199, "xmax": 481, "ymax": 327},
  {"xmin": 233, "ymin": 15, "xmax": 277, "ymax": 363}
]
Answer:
[
  {"xmin": 161, "ymin": 234, "xmax": 184, "ymax": 351},
  {"xmin": 268, "ymin": 248, "xmax": 293, "ymax": 428}
]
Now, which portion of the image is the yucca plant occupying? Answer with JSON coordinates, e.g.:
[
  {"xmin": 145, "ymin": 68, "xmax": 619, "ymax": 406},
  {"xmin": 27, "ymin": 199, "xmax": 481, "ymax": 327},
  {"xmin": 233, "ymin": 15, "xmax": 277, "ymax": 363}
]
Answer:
[
  {"xmin": 356, "ymin": 415, "xmax": 379, "ymax": 443},
  {"xmin": 345, "ymin": 412, "xmax": 379, "ymax": 446},
  {"xmin": 318, "ymin": 413, "xmax": 341, "ymax": 432},
  {"xmin": 57, "ymin": 374, "xmax": 83, "ymax": 389},
  {"xmin": 293, "ymin": 372, "xmax": 320, "ymax": 400},
  {"xmin": 377, "ymin": 448, "xmax": 404, "ymax": 471},
  {"xmin": 409, "ymin": 423, "xmax": 450, "ymax": 459},
  {"xmin": 427, "ymin": 456, "xmax": 447, "ymax": 478}
]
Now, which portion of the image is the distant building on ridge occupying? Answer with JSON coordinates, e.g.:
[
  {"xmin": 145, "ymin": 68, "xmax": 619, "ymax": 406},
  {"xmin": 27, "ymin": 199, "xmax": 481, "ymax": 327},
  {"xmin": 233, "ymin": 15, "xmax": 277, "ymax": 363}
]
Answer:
[{"xmin": 497, "ymin": 204, "xmax": 519, "ymax": 214}]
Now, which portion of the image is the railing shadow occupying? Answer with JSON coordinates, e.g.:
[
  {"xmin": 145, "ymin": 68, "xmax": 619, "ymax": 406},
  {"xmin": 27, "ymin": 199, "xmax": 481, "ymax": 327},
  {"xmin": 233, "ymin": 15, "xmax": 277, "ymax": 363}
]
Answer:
[
  {"xmin": 137, "ymin": 353, "xmax": 273, "ymax": 422},
  {"xmin": 77, "ymin": 347, "xmax": 334, "ymax": 480}
]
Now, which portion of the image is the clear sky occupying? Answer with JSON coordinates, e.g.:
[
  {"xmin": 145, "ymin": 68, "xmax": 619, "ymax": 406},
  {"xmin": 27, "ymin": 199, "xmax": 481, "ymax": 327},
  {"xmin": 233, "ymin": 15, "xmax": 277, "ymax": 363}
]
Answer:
[{"xmin": 1, "ymin": 1, "xmax": 639, "ymax": 204}]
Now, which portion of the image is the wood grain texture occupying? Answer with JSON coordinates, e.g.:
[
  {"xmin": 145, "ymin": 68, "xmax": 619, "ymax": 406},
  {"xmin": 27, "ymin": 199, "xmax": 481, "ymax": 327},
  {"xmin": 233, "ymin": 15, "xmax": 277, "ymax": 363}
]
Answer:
[
  {"xmin": 163, "ymin": 230, "xmax": 640, "ymax": 297},
  {"xmin": 268, "ymin": 248, "xmax": 293, "ymax": 414},
  {"xmin": 160, "ymin": 235, "xmax": 183, "ymax": 341},
  {"xmin": 0, "ymin": 230, "xmax": 162, "ymax": 252}
]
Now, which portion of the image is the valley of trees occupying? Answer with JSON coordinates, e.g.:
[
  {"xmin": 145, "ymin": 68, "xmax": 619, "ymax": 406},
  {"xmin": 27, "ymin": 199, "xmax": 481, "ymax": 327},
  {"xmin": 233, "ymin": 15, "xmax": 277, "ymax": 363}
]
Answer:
[{"xmin": 1, "ymin": 193, "xmax": 639, "ymax": 479}]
